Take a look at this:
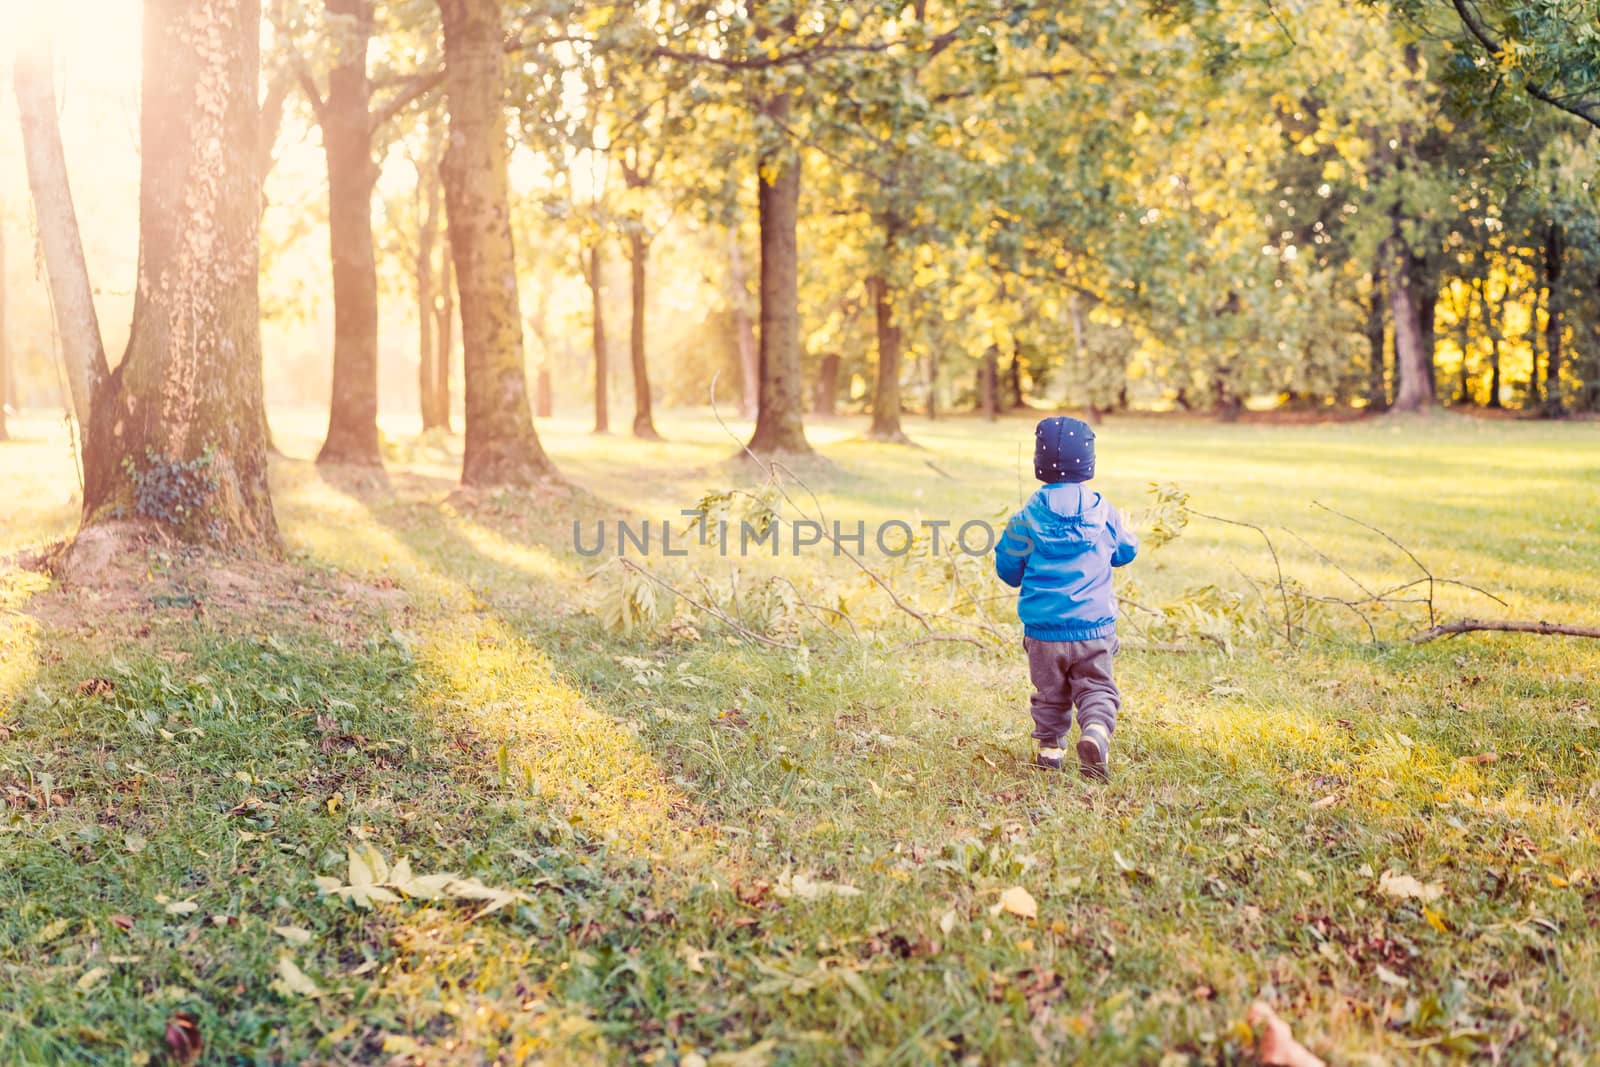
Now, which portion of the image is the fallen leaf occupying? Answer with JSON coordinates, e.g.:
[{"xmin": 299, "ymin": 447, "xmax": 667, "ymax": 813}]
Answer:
[
  {"xmin": 1460, "ymin": 752, "xmax": 1498, "ymax": 765},
  {"xmin": 1249, "ymin": 1001, "xmax": 1326, "ymax": 1067},
  {"xmin": 77, "ymin": 966, "xmax": 109, "ymax": 991},
  {"xmin": 1309, "ymin": 794, "xmax": 1339, "ymax": 811},
  {"xmin": 164, "ymin": 1012, "xmax": 203, "ymax": 1066},
  {"xmin": 273, "ymin": 925, "xmax": 313, "ymax": 946},
  {"xmin": 992, "ymin": 886, "xmax": 1038, "ymax": 922},
  {"xmin": 34, "ymin": 918, "xmax": 72, "ymax": 944},
  {"xmin": 76, "ymin": 678, "xmax": 115, "ymax": 697},
  {"xmin": 774, "ymin": 871, "xmax": 861, "ymax": 902},
  {"xmin": 108, "ymin": 914, "xmax": 135, "ymax": 932},
  {"xmin": 164, "ymin": 899, "xmax": 200, "ymax": 916},
  {"xmin": 1375, "ymin": 964, "xmax": 1409, "ymax": 988},
  {"xmin": 273, "ymin": 957, "xmax": 322, "ymax": 998},
  {"xmin": 1423, "ymin": 906, "xmax": 1449, "ymax": 933},
  {"xmin": 1377, "ymin": 870, "xmax": 1444, "ymax": 903}
]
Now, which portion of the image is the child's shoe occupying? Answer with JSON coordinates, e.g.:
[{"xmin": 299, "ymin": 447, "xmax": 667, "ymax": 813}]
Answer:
[
  {"xmin": 1034, "ymin": 745, "xmax": 1066, "ymax": 772},
  {"xmin": 1076, "ymin": 724, "xmax": 1110, "ymax": 781}
]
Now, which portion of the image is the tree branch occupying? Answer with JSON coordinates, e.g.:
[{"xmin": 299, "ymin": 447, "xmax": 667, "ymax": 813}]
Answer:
[
  {"xmin": 1451, "ymin": 0, "xmax": 1600, "ymax": 130},
  {"xmin": 369, "ymin": 70, "xmax": 445, "ymax": 133},
  {"xmin": 1411, "ymin": 618, "xmax": 1600, "ymax": 643}
]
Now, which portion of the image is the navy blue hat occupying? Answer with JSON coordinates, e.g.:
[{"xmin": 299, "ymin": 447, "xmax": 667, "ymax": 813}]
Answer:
[{"xmin": 1034, "ymin": 417, "xmax": 1095, "ymax": 483}]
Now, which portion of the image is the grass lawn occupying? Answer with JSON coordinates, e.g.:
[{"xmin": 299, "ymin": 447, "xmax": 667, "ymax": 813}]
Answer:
[{"xmin": 1, "ymin": 408, "xmax": 1597, "ymax": 1065}]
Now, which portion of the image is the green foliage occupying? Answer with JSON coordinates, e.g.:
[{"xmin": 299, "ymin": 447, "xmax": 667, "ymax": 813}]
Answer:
[{"xmin": 121, "ymin": 447, "xmax": 218, "ymax": 529}]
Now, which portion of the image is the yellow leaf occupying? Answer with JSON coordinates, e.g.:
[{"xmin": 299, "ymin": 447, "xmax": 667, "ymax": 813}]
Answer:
[
  {"xmin": 274, "ymin": 957, "xmax": 322, "ymax": 998},
  {"xmin": 1423, "ymin": 906, "xmax": 1448, "ymax": 933},
  {"xmin": 992, "ymin": 886, "xmax": 1038, "ymax": 921},
  {"xmin": 1377, "ymin": 870, "xmax": 1443, "ymax": 903},
  {"xmin": 77, "ymin": 966, "xmax": 109, "ymax": 991},
  {"xmin": 1549, "ymin": 874, "xmax": 1569, "ymax": 888},
  {"xmin": 273, "ymin": 925, "xmax": 313, "ymax": 946}
]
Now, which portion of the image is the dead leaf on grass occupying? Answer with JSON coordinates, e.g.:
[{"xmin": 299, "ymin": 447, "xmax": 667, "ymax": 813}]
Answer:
[
  {"xmin": 1377, "ymin": 870, "xmax": 1444, "ymax": 903},
  {"xmin": 76, "ymin": 678, "xmax": 115, "ymax": 697},
  {"xmin": 164, "ymin": 1012, "xmax": 203, "ymax": 1066},
  {"xmin": 991, "ymin": 886, "xmax": 1038, "ymax": 921}
]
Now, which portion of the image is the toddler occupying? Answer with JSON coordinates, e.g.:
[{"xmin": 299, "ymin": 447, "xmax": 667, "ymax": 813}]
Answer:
[{"xmin": 995, "ymin": 417, "xmax": 1138, "ymax": 780}]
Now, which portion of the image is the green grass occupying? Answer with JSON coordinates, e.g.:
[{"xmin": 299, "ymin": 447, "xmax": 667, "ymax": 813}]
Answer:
[{"xmin": 1, "ymin": 408, "xmax": 1598, "ymax": 1065}]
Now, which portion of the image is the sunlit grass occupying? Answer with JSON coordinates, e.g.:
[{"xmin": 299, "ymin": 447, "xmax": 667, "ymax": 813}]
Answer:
[{"xmin": 1, "ymin": 406, "xmax": 1598, "ymax": 1062}]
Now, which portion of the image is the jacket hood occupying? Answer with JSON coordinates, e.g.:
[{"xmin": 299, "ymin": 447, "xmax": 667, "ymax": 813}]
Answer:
[{"xmin": 1022, "ymin": 484, "xmax": 1109, "ymax": 554}]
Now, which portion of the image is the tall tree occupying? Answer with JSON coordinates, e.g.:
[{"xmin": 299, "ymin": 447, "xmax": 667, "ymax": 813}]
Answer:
[
  {"xmin": 0, "ymin": 196, "xmax": 9, "ymax": 443},
  {"xmin": 78, "ymin": 0, "xmax": 278, "ymax": 545},
  {"xmin": 438, "ymin": 0, "xmax": 557, "ymax": 485},
  {"xmin": 414, "ymin": 122, "xmax": 452, "ymax": 432},
  {"xmin": 287, "ymin": 0, "xmax": 443, "ymax": 465},
  {"xmin": 586, "ymin": 241, "xmax": 610, "ymax": 434},
  {"xmin": 14, "ymin": 44, "xmax": 107, "ymax": 427},
  {"xmin": 746, "ymin": 91, "xmax": 812, "ymax": 455}
]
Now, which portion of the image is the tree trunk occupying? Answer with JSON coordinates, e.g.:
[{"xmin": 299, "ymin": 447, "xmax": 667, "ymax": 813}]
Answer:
[
  {"xmin": 78, "ymin": 0, "xmax": 277, "ymax": 547},
  {"xmin": 14, "ymin": 46, "xmax": 108, "ymax": 427},
  {"xmin": 435, "ymin": 233, "xmax": 454, "ymax": 432},
  {"xmin": 925, "ymin": 347, "xmax": 938, "ymax": 420},
  {"xmin": 867, "ymin": 272, "xmax": 907, "ymax": 441},
  {"xmin": 315, "ymin": 0, "xmax": 382, "ymax": 465},
  {"xmin": 0, "ymin": 199, "xmax": 9, "ymax": 442},
  {"xmin": 1543, "ymin": 221, "xmax": 1565, "ymax": 416},
  {"xmin": 536, "ymin": 367, "xmax": 552, "ymax": 418},
  {"xmin": 980, "ymin": 345, "xmax": 999, "ymax": 421},
  {"xmin": 417, "ymin": 148, "xmax": 442, "ymax": 432},
  {"xmin": 438, "ymin": 0, "xmax": 555, "ymax": 485},
  {"xmin": 746, "ymin": 94, "xmax": 811, "ymax": 455},
  {"xmin": 1486, "ymin": 300, "xmax": 1503, "ymax": 410},
  {"xmin": 1387, "ymin": 230, "xmax": 1434, "ymax": 412},
  {"xmin": 587, "ymin": 242, "xmax": 609, "ymax": 434},
  {"xmin": 627, "ymin": 230, "xmax": 659, "ymax": 440},
  {"xmin": 729, "ymin": 228, "xmax": 759, "ymax": 419},
  {"xmin": 1363, "ymin": 277, "xmax": 1388, "ymax": 410},
  {"xmin": 813, "ymin": 352, "xmax": 840, "ymax": 416},
  {"xmin": 1414, "ymin": 254, "xmax": 1437, "ymax": 386},
  {"xmin": 1008, "ymin": 347, "xmax": 1025, "ymax": 409}
]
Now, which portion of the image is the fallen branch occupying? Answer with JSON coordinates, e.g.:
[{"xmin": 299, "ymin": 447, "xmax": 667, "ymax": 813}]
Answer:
[
  {"xmin": 1409, "ymin": 618, "xmax": 1600, "ymax": 644},
  {"xmin": 618, "ymin": 559, "xmax": 800, "ymax": 651}
]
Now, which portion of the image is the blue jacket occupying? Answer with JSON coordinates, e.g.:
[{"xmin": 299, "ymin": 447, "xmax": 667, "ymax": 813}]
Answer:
[{"xmin": 994, "ymin": 483, "xmax": 1139, "ymax": 641}]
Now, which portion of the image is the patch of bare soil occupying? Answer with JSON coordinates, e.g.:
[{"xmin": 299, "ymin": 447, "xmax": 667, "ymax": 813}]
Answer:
[{"xmin": 13, "ymin": 524, "xmax": 410, "ymax": 648}]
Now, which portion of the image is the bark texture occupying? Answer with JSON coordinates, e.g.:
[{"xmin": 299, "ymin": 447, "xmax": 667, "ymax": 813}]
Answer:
[
  {"xmin": 628, "ymin": 231, "xmax": 659, "ymax": 439},
  {"xmin": 746, "ymin": 95, "xmax": 811, "ymax": 455},
  {"xmin": 81, "ymin": 0, "xmax": 278, "ymax": 546},
  {"xmin": 438, "ymin": 0, "xmax": 555, "ymax": 485},
  {"xmin": 1387, "ymin": 230, "xmax": 1435, "ymax": 412},
  {"xmin": 867, "ymin": 273, "xmax": 907, "ymax": 441},
  {"xmin": 316, "ymin": 0, "xmax": 382, "ymax": 465},
  {"xmin": 14, "ymin": 47, "xmax": 108, "ymax": 425}
]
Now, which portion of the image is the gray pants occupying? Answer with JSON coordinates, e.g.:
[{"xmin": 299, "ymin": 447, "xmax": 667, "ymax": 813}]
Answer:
[{"xmin": 1023, "ymin": 634, "xmax": 1121, "ymax": 744}]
